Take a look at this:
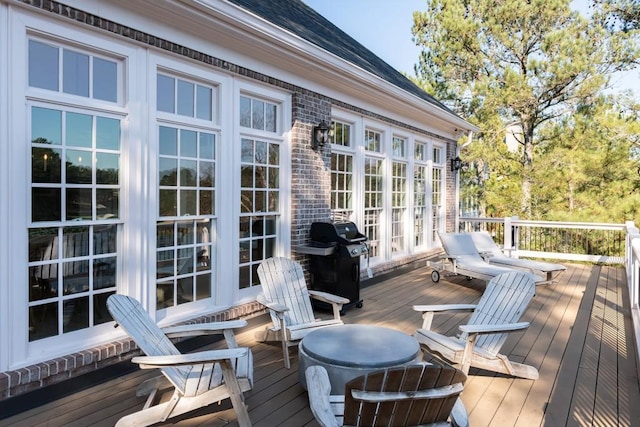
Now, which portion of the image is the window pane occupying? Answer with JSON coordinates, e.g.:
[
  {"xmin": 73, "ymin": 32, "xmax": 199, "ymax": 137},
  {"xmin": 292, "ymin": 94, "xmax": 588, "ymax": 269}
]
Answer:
[
  {"xmin": 265, "ymin": 104, "xmax": 276, "ymax": 132},
  {"xmin": 96, "ymin": 153, "xmax": 119, "ymax": 185},
  {"xmin": 196, "ymin": 85, "xmax": 212, "ymax": 120},
  {"xmin": 159, "ymin": 190, "xmax": 177, "ymax": 216},
  {"xmin": 29, "ymin": 40, "xmax": 59, "ymax": 91},
  {"xmin": 93, "ymin": 58, "xmax": 117, "ymax": 102},
  {"xmin": 66, "ymin": 149, "xmax": 92, "ymax": 184},
  {"xmin": 180, "ymin": 160, "xmax": 197, "ymax": 186},
  {"xmin": 32, "ymin": 188, "xmax": 62, "ymax": 222},
  {"xmin": 159, "ymin": 158, "xmax": 178, "ymax": 186},
  {"xmin": 29, "ymin": 228, "xmax": 58, "ymax": 262},
  {"xmin": 94, "ymin": 258, "xmax": 116, "ymax": 290},
  {"xmin": 32, "ymin": 107, "xmax": 62, "ymax": 145},
  {"xmin": 240, "ymin": 96, "xmax": 251, "ymax": 127},
  {"xmin": 66, "ymin": 188, "xmax": 92, "ymax": 220},
  {"xmin": 157, "ymin": 222, "xmax": 174, "ymax": 248},
  {"xmin": 251, "ymin": 100, "xmax": 264, "ymax": 130},
  {"xmin": 63, "ymin": 297, "xmax": 89, "ymax": 333},
  {"xmin": 180, "ymin": 130, "xmax": 197, "ymax": 158},
  {"xmin": 66, "ymin": 112, "xmax": 93, "ymax": 148},
  {"xmin": 29, "ymin": 303, "xmax": 58, "ymax": 341},
  {"xmin": 63, "ymin": 49, "xmax": 89, "ymax": 97},
  {"xmin": 200, "ymin": 161, "xmax": 214, "ymax": 187},
  {"xmin": 200, "ymin": 133, "xmax": 215, "ymax": 160},
  {"xmin": 177, "ymin": 80, "xmax": 194, "ymax": 117},
  {"xmin": 32, "ymin": 148, "xmax": 62, "ymax": 183},
  {"xmin": 180, "ymin": 190, "xmax": 197, "ymax": 215},
  {"xmin": 94, "ymin": 224, "xmax": 117, "ymax": 254},
  {"xmin": 159, "ymin": 126, "xmax": 177, "ymax": 156},
  {"xmin": 94, "ymin": 292, "xmax": 114, "ymax": 325},
  {"xmin": 97, "ymin": 189, "xmax": 119, "ymax": 219},
  {"xmin": 96, "ymin": 117, "xmax": 120, "ymax": 150},
  {"xmin": 157, "ymin": 75, "xmax": 175, "ymax": 113}
]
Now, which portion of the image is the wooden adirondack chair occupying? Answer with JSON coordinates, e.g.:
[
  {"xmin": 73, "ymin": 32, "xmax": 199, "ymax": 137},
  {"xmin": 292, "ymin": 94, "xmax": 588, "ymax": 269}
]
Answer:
[
  {"xmin": 106, "ymin": 294, "xmax": 253, "ymax": 427},
  {"xmin": 256, "ymin": 257, "xmax": 349, "ymax": 368},
  {"xmin": 430, "ymin": 232, "xmax": 544, "ymax": 284},
  {"xmin": 305, "ymin": 363, "xmax": 468, "ymax": 427},
  {"xmin": 469, "ymin": 231, "xmax": 566, "ymax": 283},
  {"xmin": 413, "ymin": 271, "xmax": 539, "ymax": 380}
]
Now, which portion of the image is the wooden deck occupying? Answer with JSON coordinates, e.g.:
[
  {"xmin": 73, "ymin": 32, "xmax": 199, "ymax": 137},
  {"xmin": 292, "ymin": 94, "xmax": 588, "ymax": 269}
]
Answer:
[{"xmin": 1, "ymin": 263, "xmax": 639, "ymax": 426}]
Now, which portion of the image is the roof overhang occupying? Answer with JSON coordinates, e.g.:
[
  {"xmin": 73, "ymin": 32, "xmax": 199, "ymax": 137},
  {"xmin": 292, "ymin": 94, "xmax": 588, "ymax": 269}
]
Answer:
[{"xmin": 31, "ymin": 0, "xmax": 479, "ymax": 136}]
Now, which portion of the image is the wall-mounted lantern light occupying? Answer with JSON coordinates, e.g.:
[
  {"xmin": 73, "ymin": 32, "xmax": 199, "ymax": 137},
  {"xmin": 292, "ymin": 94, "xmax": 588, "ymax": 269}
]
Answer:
[
  {"xmin": 450, "ymin": 155, "xmax": 462, "ymax": 172},
  {"xmin": 312, "ymin": 120, "xmax": 331, "ymax": 150}
]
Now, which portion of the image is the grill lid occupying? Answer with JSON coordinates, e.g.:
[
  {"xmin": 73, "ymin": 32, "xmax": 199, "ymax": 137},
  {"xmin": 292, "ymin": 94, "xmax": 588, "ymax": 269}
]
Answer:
[{"xmin": 310, "ymin": 221, "xmax": 367, "ymax": 244}]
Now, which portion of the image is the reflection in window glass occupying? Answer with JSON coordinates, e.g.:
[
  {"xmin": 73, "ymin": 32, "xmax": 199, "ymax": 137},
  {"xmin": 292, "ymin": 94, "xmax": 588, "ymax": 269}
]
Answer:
[
  {"xmin": 157, "ymin": 74, "xmax": 175, "ymax": 113},
  {"xmin": 29, "ymin": 40, "xmax": 59, "ymax": 91},
  {"xmin": 96, "ymin": 117, "xmax": 120, "ymax": 150},
  {"xmin": 66, "ymin": 113, "xmax": 92, "ymax": 148},
  {"xmin": 331, "ymin": 121, "xmax": 351, "ymax": 147},
  {"xmin": 29, "ymin": 40, "xmax": 118, "ymax": 103},
  {"xmin": 239, "ymin": 96, "xmax": 278, "ymax": 132},
  {"xmin": 93, "ymin": 58, "xmax": 117, "ymax": 102},
  {"xmin": 177, "ymin": 80, "xmax": 194, "ymax": 117},
  {"xmin": 196, "ymin": 85, "xmax": 212, "ymax": 121},
  {"xmin": 240, "ymin": 96, "xmax": 251, "ymax": 127},
  {"xmin": 32, "ymin": 147, "xmax": 62, "ymax": 184},
  {"xmin": 365, "ymin": 129, "xmax": 381, "ymax": 152},
  {"xmin": 63, "ymin": 49, "xmax": 89, "ymax": 97},
  {"xmin": 32, "ymin": 107, "xmax": 62, "ymax": 145}
]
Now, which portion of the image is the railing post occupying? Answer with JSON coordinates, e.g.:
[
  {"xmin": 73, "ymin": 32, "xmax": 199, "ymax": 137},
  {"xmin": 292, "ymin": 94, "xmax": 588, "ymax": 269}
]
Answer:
[{"xmin": 504, "ymin": 217, "xmax": 512, "ymax": 250}]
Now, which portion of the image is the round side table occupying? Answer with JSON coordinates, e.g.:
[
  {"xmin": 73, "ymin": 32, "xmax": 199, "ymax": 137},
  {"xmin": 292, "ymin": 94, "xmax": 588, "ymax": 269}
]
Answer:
[{"xmin": 298, "ymin": 324, "xmax": 421, "ymax": 394}]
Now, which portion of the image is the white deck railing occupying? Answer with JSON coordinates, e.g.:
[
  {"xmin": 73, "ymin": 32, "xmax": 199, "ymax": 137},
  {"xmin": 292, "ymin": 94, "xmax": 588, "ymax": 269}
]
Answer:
[{"xmin": 458, "ymin": 216, "xmax": 640, "ymax": 370}]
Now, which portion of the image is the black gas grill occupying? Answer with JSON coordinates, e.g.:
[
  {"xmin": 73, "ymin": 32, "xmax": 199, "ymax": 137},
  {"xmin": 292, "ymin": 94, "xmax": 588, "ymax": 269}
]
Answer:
[{"xmin": 302, "ymin": 221, "xmax": 368, "ymax": 312}]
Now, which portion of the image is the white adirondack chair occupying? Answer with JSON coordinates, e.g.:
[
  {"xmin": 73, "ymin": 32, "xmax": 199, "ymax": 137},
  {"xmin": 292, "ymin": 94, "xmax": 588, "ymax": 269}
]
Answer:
[
  {"xmin": 306, "ymin": 363, "xmax": 469, "ymax": 427},
  {"xmin": 256, "ymin": 257, "xmax": 349, "ymax": 368},
  {"xmin": 430, "ymin": 232, "xmax": 544, "ymax": 284},
  {"xmin": 413, "ymin": 271, "xmax": 539, "ymax": 380},
  {"xmin": 106, "ymin": 294, "xmax": 253, "ymax": 427},
  {"xmin": 469, "ymin": 231, "xmax": 566, "ymax": 283}
]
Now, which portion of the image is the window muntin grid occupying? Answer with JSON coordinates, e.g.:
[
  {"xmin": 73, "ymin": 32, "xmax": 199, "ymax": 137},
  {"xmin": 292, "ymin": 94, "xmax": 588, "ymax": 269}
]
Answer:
[
  {"xmin": 330, "ymin": 152, "xmax": 354, "ymax": 221},
  {"xmin": 28, "ymin": 104, "xmax": 121, "ymax": 341},
  {"xmin": 28, "ymin": 39, "xmax": 118, "ymax": 103},
  {"xmin": 364, "ymin": 129, "xmax": 381, "ymax": 152},
  {"xmin": 156, "ymin": 220, "xmax": 213, "ymax": 308},
  {"xmin": 364, "ymin": 157, "xmax": 383, "ymax": 257},
  {"xmin": 239, "ymin": 96, "xmax": 277, "ymax": 132},
  {"xmin": 432, "ymin": 167, "xmax": 443, "ymax": 240},
  {"xmin": 157, "ymin": 73, "xmax": 213, "ymax": 121},
  {"xmin": 391, "ymin": 162, "xmax": 407, "ymax": 253},
  {"xmin": 239, "ymin": 134, "xmax": 280, "ymax": 289},
  {"xmin": 157, "ymin": 126, "xmax": 216, "ymax": 218},
  {"xmin": 156, "ymin": 71, "xmax": 218, "ymax": 310},
  {"xmin": 414, "ymin": 165, "xmax": 428, "ymax": 246},
  {"xmin": 392, "ymin": 136, "xmax": 406, "ymax": 158},
  {"xmin": 331, "ymin": 120, "xmax": 351, "ymax": 147}
]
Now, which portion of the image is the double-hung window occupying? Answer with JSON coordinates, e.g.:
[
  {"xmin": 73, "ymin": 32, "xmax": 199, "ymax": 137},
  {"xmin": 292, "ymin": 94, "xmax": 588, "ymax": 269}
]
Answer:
[
  {"xmin": 330, "ymin": 120, "xmax": 354, "ymax": 222},
  {"xmin": 155, "ymin": 72, "xmax": 218, "ymax": 310},
  {"xmin": 363, "ymin": 129, "xmax": 384, "ymax": 259},
  {"xmin": 27, "ymin": 38, "xmax": 122, "ymax": 341},
  {"xmin": 432, "ymin": 146, "xmax": 445, "ymax": 240},
  {"xmin": 238, "ymin": 95, "xmax": 282, "ymax": 288},
  {"xmin": 414, "ymin": 142, "xmax": 429, "ymax": 247},
  {"xmin": 391, "ymin": 136, "xmax": 407, "ymax": 254}
]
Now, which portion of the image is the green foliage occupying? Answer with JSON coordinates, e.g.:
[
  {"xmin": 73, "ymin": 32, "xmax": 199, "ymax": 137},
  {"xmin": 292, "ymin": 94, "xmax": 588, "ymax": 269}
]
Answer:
[{"xmin": 413, "ymin": 0, "xmax": 640, "ymax": 221}]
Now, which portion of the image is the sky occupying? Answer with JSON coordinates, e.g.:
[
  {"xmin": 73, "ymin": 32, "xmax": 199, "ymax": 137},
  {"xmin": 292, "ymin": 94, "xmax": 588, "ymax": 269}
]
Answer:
[{"xmin": 303, "ymin": 0, "xmax": 639, "ymax": 99}]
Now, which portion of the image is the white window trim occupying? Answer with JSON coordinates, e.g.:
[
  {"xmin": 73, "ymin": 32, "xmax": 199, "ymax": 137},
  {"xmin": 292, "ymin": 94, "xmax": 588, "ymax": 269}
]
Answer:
[
  {"xmin": 231, "ymin": 80, "xmax": 291, "ymax": 305},
  {"xmin": 6, "ymin": 10, "xmax": 139, "ymax": 370}
]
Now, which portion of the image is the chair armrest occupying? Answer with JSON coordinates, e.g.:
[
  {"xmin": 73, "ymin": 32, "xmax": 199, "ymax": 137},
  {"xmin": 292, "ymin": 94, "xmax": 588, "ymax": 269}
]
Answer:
[
  {"xmin": 132, "ymin": 348, "xmax": 248, "ymax": 368},
  {"xmin": 256, "ymin": 293, "xmax": 289, "ymax": 314},
  {"xmin": 459, "ymin": 321, "xmax": 530, "ymax": 335},
  {"xmin": 162, "ymin": 320, "xmax": 248, "ymax": 338},
  {"xmin": 306, "ymin": 366, "xmax": 341, "ymax": 427},
  {"xmin": 309, "ymin": 290, "xmax": 349, "ymax": 320},
  {"xmin": 413, "ymin": 304, "xmax": 476, "ymax": 330},
  {"xmin": 413, "ymin": 304, "xmax": 476, "ymax": 313},
  {"xmin": 309, "ymin": 290, "xmax": 350, "ymax": 305}
]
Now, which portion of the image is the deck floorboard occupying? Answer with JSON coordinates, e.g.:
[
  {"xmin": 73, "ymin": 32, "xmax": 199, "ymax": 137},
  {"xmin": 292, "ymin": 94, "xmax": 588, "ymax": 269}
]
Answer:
[{"xmin": 0, "ymin": 263, "xmax": 638, "ymax": 427}]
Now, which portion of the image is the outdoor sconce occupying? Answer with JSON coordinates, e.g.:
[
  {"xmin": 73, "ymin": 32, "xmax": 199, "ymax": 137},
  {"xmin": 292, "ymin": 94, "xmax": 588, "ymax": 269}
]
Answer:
[
  {"xmin": 312, "ymin": 120, "xmax": 331, "ymax": 150},
  {"xmin": 451, "ymin": 155, "xmax": 462, "ymax": 172}
]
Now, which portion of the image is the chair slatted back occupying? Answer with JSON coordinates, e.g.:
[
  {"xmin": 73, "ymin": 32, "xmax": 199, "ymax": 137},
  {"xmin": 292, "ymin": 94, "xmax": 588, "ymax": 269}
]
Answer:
[
  {"xmin": 343, "ymin": 363, "xmax": 466, "ymax": 426},
  {"xmin": 257, "ymin": 257, "xmax": 316, "ymax": 327},
  {"xmin": 107, "ymin": 294, "xmax": 189, "ymax": 392},
  {"xmin": 465, "ymin": 271, "xmax": 536, "ymax": 355}
]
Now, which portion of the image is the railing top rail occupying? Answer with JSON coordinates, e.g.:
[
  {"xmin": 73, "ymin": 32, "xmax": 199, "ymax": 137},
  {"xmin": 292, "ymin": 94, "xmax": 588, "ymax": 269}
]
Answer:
[{"xmin": 459, "ymin": 217, "xmax": 626, "ymax": 231}]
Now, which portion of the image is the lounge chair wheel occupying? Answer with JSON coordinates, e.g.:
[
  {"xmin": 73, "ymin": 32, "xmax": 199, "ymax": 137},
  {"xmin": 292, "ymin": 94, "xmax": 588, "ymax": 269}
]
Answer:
[
  {"xmin": 356, "ymin": 301, "xmax": 363, "ymax": 308},
  {"xmin": 431, "ymin": 270, "xmax": 440, "ymax": 282}
]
